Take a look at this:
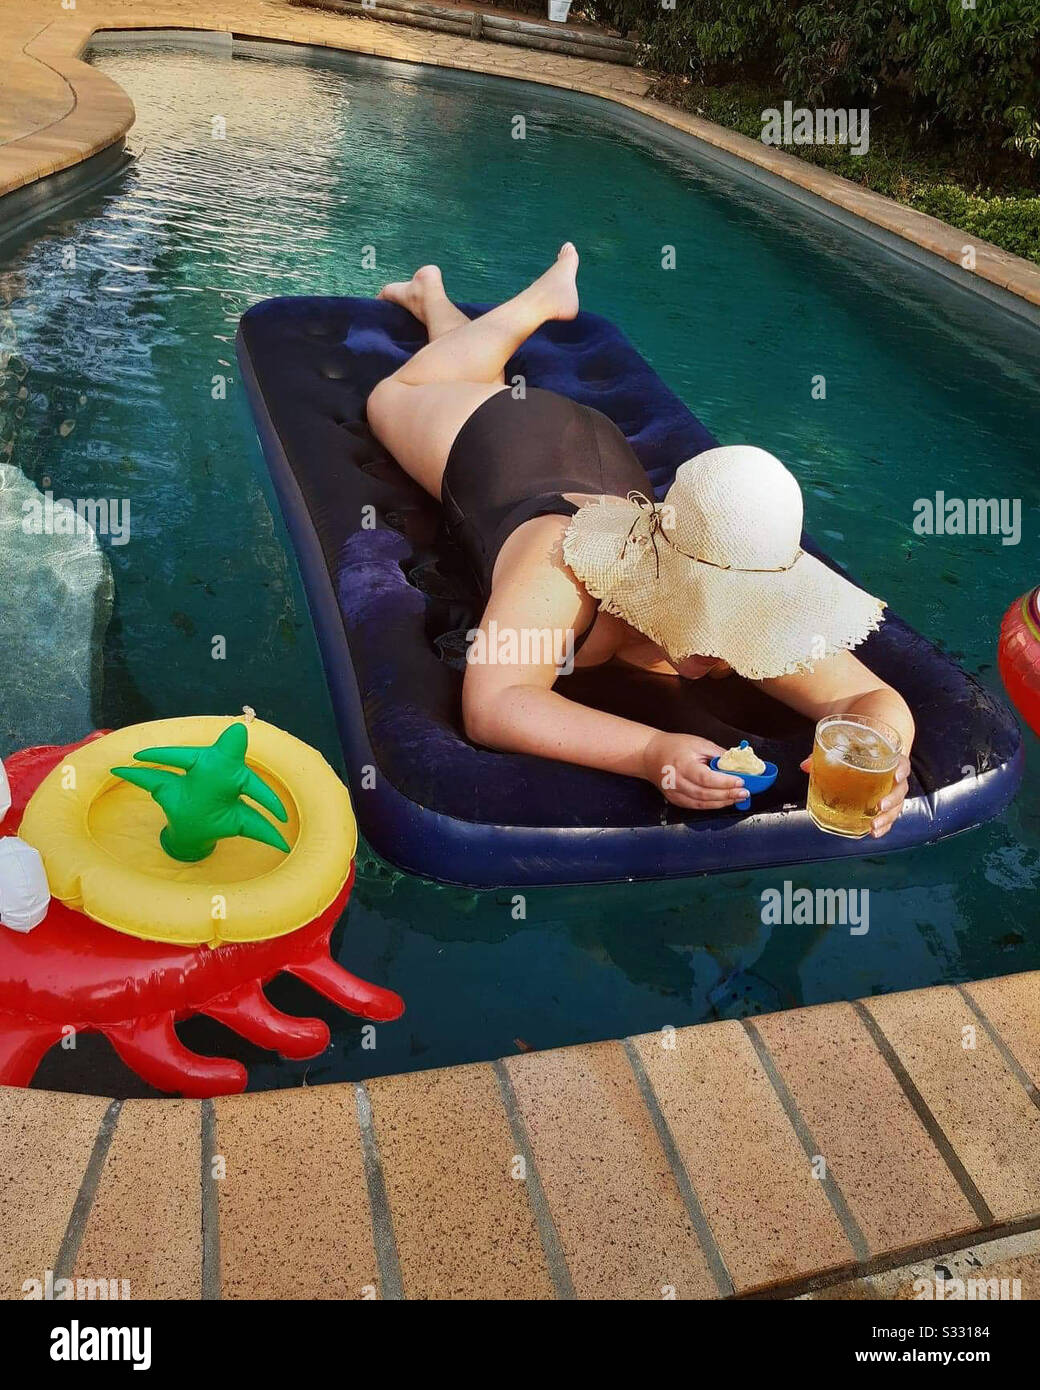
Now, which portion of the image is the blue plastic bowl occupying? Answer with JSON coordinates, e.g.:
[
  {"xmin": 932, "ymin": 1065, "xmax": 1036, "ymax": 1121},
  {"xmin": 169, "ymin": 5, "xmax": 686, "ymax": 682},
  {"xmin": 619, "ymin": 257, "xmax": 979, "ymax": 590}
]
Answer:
[{"xmin": 710, "ymin": 742, "xmax": 778, "ymax": 812}]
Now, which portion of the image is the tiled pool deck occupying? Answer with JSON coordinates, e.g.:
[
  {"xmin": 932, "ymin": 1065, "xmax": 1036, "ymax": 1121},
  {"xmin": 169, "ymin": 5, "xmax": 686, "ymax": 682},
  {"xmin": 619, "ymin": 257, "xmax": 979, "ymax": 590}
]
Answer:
[
  {"xmin": 3, "ymin": 978, "xmax": 1040, "ymax": 1299},
  {"xmin": 2, "ymin": 0, "xmax": 1039, "ymax": 1301}
]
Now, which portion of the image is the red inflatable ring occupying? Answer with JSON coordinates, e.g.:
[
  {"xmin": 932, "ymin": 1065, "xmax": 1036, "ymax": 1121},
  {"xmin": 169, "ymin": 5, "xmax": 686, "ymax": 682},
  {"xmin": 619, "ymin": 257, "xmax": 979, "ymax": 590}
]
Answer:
[{"xmin": 998, "ymin": 587, "xmax": 1040, "ymax": 736}]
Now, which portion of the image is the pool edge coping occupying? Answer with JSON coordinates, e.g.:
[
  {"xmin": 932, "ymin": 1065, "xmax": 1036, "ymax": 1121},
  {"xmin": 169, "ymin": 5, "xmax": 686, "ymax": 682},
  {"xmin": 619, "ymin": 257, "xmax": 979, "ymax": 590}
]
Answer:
[{"xmin": 4, "ymin": 967, "xmax": 1040, "ymax": 1300}]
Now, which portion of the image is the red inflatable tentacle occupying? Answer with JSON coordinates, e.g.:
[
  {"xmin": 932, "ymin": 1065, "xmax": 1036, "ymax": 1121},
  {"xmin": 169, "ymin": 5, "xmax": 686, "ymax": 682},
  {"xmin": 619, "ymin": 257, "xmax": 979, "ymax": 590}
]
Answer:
[
  {"xmin": 104, "ymin": 1014, "xmax": 247, "ymax": 1098},
  {"xmin": 286, "ymin": 955, "xmax": 405, "ymax": 1023},
  {"xmin": 0, "ymin": 1011, "xmax": 67, "ymax": 1086},
  {"xmin": 200, "ymin": 981, "xmax": 330, "ymax": 1059}
]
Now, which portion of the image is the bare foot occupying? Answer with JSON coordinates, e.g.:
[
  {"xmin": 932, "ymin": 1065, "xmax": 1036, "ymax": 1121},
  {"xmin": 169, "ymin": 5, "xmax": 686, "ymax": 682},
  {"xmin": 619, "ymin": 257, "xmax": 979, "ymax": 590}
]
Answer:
[
  {"xmin": 377, "ymin": 264, "xmax": 444, "ymax": 322},
  {"xmin": 528, "ymin": 242, "xmax": 580, "ymax": 321}
]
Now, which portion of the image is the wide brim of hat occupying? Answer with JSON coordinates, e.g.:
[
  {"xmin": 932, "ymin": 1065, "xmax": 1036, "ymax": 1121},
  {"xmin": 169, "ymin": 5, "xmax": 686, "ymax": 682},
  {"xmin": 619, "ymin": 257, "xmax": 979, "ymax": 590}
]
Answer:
[{"xmin": 562, "ymin": 498, "xmax": 886, "ymax": 681}]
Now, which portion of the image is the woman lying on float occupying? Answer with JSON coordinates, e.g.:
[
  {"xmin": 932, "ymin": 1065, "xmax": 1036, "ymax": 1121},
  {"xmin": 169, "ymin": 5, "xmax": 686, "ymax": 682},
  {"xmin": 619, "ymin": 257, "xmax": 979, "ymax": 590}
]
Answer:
[{"xmin": 366, "ymin": 244, "xmax": 914, "ymax": 837}]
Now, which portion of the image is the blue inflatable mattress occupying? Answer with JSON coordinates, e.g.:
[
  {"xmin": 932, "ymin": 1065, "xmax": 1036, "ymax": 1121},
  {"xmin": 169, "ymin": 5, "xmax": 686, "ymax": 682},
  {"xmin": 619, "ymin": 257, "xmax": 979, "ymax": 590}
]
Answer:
[{"xmin": 236, "ymin": 297, "xmax": 1022, "ymax": 887}]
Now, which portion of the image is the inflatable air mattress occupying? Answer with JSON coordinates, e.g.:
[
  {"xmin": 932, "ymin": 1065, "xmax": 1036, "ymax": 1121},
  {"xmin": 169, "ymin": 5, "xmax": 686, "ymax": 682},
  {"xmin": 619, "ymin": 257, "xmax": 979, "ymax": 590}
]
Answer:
[{"xmin": 237, "ymin": 297, "xmax": 1022, "ymax": 887}]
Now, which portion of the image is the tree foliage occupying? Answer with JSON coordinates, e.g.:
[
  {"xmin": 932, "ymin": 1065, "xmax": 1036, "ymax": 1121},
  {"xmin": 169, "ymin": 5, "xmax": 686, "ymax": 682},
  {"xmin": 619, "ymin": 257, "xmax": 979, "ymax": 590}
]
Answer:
[{"xmin": 584, "ymin": 0, "xmax": 1040, "ymax": 153}]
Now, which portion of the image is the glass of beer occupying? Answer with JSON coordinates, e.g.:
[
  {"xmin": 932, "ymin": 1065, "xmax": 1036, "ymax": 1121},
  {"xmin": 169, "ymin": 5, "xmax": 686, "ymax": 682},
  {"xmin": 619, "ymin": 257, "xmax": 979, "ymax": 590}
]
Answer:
[{"xmin": 807, "ymin": 714, "xmax": 902, "ymax": 838}]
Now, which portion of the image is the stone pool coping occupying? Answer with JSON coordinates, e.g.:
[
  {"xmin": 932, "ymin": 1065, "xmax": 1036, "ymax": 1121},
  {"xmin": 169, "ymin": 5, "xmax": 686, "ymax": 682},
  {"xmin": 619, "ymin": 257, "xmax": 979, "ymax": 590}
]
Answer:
[
  {"xmin": 3, "ymin": 1, "xmax": 1040, "ymax": 1302},
  {"xmin": 3, "ymin": 971, "xmax": 1040, "ymax": 1299},
  {"xmin": 3, "ymin": 0, "xmax": 1040, "ymax": 311}
]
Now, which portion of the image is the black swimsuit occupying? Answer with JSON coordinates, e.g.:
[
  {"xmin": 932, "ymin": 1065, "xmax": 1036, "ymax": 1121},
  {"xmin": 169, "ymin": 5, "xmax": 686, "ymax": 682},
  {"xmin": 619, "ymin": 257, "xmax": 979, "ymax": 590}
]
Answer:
[{"xmin": 441, "ymin": 387, "xmax": 652, "ymax": 606}]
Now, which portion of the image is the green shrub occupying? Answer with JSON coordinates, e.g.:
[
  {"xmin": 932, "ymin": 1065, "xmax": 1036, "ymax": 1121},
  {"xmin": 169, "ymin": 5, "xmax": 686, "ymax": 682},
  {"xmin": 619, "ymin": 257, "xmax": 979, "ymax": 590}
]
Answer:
[
  {"xmin": 910, "ymin": 184, "xmax": 1040, "ymax": 261},
  {"xmin": 582, "ymin": 0, "xmax": 1040, "ymax": 155},
  {"xmin": 896, "ymin": 1, "xmax": 1040, "ymax": 152}
]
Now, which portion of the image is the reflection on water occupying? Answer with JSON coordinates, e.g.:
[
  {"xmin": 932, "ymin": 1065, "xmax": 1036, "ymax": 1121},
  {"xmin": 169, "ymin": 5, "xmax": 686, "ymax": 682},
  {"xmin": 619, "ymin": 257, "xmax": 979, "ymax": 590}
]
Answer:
[
  {"xmin": 4, "ymin": 40, "xmax": 1039, "ymax": 1096},
  {"xmin": 0, "ymin": 281, "xmax": 114, "ymax": 751}
]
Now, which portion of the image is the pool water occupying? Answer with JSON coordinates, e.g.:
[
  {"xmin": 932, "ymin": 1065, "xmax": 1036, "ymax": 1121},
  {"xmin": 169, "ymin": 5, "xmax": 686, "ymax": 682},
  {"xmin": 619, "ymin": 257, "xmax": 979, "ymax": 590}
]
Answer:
[{"xmin": 3, "ymin": 39, "xmax": 1039, "ymax": 1097}]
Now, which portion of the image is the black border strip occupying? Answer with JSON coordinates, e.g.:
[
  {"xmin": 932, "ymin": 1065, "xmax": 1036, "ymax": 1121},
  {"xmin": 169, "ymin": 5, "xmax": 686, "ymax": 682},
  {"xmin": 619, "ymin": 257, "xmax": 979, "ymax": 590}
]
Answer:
[
  {"xmin": 354, "ymin": 1082, "xmax": 405, "ymax": 1300},
  {"xmin": 743, "ymin": 1020, "xmax": 871, "ymax": 1263},
  {"xmin": 854, "ymin": 1001, "xmax": 995, "ymax": 1226},
  {"xmin": 52, "ymin": 1099, "xmax": 123, "ymax": 1282},
  {"xmin": 200, "ymin": 1100, "xmax": 221, "ymax": 1300},
  {"xmin": 958, "ymin": 985, "xmax": 1040, "ymax": 1111},
  {"xmin": 492, "ymin": 1059, "xmax": 576, "ymax": 1300},
  {"xmin": 623, "ymin": 1039, "xmax": 736, "ymax": 1297}
]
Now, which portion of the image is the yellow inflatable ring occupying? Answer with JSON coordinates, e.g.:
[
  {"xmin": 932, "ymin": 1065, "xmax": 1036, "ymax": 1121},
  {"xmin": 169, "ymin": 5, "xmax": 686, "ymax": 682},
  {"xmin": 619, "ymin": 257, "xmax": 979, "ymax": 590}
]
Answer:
[{"xmin": 19, "ymin": 715, "xmax": 356, "ymax": 947}]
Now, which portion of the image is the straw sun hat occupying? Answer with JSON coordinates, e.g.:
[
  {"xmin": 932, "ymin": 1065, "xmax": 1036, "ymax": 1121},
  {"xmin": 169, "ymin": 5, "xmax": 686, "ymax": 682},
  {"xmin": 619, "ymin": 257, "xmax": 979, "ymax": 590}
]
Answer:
[{"xmin": 562, "ymin": 446, "xmax": 886, "ymax": 681}]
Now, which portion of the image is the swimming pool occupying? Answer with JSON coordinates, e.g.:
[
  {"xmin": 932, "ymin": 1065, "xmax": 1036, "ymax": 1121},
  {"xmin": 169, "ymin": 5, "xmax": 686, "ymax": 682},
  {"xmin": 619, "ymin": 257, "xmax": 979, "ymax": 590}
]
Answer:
[{"xmin": 3, "ymin": 36, "xmax": 1038, "ymax": 1096}]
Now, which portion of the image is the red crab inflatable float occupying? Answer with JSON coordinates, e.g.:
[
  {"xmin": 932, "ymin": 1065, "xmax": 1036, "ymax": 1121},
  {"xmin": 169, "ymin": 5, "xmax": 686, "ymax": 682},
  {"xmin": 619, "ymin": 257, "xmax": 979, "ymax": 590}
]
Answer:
[{"xmin": 0, "ymin": 737, "xmax": 403, "ymax": 1096}]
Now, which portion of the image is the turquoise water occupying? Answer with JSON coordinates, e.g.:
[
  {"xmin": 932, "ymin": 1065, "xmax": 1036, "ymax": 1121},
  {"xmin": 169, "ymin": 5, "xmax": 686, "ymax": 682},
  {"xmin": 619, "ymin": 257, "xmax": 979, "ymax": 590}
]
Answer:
[{"xmin": 3, "ymin": 40, "xmax": 1039, "ymax": 1096}]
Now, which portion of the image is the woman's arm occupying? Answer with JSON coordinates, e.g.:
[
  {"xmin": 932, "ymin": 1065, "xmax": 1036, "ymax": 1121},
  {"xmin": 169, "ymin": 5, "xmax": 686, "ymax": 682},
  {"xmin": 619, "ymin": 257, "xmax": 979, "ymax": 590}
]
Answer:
[
  {"xmin": 462, "ymin": 519, "xmax": 747, "ymax": 810},
  {"xmin": 465, "ymin": 679, "xmax": 746, "ymax": 810},
  {"xmin": 755, "ymin": 651, "xmax": 915, "ymax": 838}
]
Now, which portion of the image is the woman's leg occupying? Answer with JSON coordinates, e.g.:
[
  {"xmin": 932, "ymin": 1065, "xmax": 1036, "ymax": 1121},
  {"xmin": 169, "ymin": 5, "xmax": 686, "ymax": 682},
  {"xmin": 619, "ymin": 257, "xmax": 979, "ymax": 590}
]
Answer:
[
  {"xmin": 377, "ymin": 264, "xmax": 471, "ymax": 344},
  {"xmin": 367, "ymin": 246, "xmax": 579, "ymax": 498},
  {"xmin": 383, "ymin": 245, "xmax": 578, "ymax": 387}
]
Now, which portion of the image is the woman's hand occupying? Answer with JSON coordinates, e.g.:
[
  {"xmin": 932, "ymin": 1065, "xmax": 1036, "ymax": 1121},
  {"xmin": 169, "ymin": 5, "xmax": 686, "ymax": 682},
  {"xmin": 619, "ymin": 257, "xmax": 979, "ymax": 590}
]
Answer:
[
  {"xmin": 870, "ymin": 754, "xmax": 911, "ymax": 837},
  {"xmin": 643, "ymin": 732, "xmax": 749, "ymax": 810},
  {"xmin": 799, "ymin": 753, "xmax": 911, "ymax": 838}
]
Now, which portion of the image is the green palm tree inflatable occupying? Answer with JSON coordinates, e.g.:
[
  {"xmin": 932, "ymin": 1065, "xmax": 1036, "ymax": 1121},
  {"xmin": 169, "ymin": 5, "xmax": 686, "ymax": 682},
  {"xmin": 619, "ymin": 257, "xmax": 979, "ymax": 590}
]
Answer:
[{"xmin": 111, "ymin": 722, "xmax": 290, "ymax": 863}]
